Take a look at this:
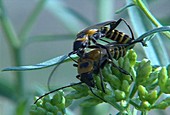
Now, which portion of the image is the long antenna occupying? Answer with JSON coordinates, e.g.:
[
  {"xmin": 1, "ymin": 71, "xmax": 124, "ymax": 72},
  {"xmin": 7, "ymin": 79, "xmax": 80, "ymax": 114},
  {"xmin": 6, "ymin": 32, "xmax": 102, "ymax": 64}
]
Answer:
[
  {"xmin": 47, "ymin": 64, "xmax": 61, "ymax": 91},
  {"xmin": 47, "ymin": 55, "xmax": 68, "ymax": 90},
  {"xmin": 34, "ymin": 82, "xmax": 82, "ymax": 104}
]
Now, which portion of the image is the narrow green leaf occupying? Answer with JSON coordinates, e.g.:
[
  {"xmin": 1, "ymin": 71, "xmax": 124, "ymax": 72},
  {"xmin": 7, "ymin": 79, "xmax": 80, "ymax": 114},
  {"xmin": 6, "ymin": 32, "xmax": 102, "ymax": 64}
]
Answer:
[
  {"xmin": 2, "ymin": 54, "xmax": 77, "ymax": 71},
  {"xmin": 115, "ymin": 3, "xmax": 135, "ymax": 14},
  {"xmin": 137, "ymin": 26, "xmax": 170, "ymax": 42}
]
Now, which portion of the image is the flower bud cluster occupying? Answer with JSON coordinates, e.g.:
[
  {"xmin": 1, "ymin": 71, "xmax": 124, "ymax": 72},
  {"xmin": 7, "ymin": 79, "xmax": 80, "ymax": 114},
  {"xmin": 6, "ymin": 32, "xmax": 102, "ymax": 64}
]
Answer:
[
  {"xmin": 30, "ymin": 91, "xmax": 66, "ymax": 115},
  {"xmin": 30, "ymin": 50, "xmax": 170, "ymax": 114}
]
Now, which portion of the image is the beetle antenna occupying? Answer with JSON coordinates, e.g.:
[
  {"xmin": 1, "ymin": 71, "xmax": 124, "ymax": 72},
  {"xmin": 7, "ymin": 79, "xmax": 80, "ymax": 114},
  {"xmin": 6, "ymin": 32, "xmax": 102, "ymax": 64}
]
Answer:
[{"xmin": 34, "ymin": 82, "xmax": 82, "ymax": 104}]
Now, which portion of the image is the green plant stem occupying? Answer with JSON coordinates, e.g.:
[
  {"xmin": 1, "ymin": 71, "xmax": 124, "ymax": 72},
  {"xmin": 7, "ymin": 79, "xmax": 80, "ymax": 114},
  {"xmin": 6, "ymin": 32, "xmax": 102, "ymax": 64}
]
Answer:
[
  {"xmin": 130, "ymin": 84, "xmax": 138, "ymax": 98},
  {"xmin": 129, "ymin": 100, "xmax": 140, "ymax": 109},
  {"xmin": 134, "ymin": 0, "xmax": 170, "ymax": 38},
  {"xmin": 157, "ymin": 90, "xmax": 162, "ymax": 99},
  {"xmin": 0, "ymin": 0, "xmax": 20, "ymax": 49},
  {"xmin": 19, "ymin": 0, "xmax": 47, "ymax": 43},
  {"xmin": 135, "ymin": 0, "xmax": 161, "ymax": 27},
  {"xmin": 141, "ymin": 111, "xmax": 148, "ymax": 115},
  {"xmin": 13, "ymin": 48, "xmax": 24, "ymax": 98},
  {"xmin": 0, "ymin": 0, "xmax": 24, "ymax": 100}
]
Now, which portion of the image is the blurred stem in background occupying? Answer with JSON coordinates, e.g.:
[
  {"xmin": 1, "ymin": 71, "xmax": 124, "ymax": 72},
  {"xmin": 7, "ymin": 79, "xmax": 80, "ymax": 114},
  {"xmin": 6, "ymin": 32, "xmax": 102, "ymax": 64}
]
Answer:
[
  {"xmin": 126, "ymin": 0, "xmax": 169, "ymax": 65},
  {"xmin": 0, "ymin": 0, "xmax": 23, "ymax": 98},
  {"xmin": 0, "ymin": 0, "xmax": 47, "ymax": 114}
]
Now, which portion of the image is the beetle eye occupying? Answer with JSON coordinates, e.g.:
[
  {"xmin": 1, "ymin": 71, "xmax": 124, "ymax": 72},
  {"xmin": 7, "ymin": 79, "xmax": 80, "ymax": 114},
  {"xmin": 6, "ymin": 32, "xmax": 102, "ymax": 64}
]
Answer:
[{"xmin": 73, "ymin": 41, "xmax": 83, "ymax": 51}]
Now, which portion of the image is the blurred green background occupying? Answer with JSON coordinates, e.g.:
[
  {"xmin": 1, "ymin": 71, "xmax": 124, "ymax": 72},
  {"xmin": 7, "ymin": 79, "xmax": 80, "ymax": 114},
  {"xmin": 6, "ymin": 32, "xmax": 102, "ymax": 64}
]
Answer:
[{"xmin": 0, "ymin": 0, "xmax": 170, "ymax": 115}]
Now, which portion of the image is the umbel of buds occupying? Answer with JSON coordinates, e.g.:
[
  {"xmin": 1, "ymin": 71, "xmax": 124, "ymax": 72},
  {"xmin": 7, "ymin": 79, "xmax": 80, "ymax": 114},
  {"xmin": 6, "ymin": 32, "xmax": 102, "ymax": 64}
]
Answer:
[{"xmin": 30, "ymin": 50, "xmax": 170, "ymax": 115}]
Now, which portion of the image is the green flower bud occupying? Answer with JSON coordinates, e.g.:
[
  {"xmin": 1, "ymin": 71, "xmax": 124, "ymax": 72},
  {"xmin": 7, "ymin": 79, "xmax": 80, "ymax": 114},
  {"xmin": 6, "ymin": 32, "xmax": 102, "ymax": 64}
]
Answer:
[
  {"xmin": 104, "ymin": 64, "xmax": 113, "ymax": 74},
  {"xmin": 140, "ymin": 101, "xmax": 151, "ymax": 110},
  {"xmin": 66, "ymin": 91, "xmax": 88, "ymax": 99},
  {"xmin": 118, "ymin": 57, "xmax": 124, "ymax": 68},
  {"xmin": 46, "ymin": 112, "xmax": 54, "ymax": 115},
  {"xmin": 34, "ymin": 96, "xmax": 43, "ymax": 106},
  {"xmin": 51, "ymin": 91, "xmax": 65, "ymax": 105},
  {"xmin": 118, "ymin": 57, "xmax": 133, "ymax": 83},
  {"xmin": 51, "ymin": 106, "xmax": 58, "ymax": 114},
  {"xmin": 65, "ymin": 98, "xmax": 73, "ymax": 107},
  {"xmin": 122, "ymin": 75, "xmax": 132, "ymax": 84},
  {"xmin": 121, "ymin": 80, "xmax": 130, "ymax": 94},
  {"xmin": 30, "ymin": 105, "xmax": 38, "ymax": 115},
  {"xmin": 30, "ymin": 104, "xmax": 37, "ymax": 110},
  {"xmin": 50, "ymin": 91, "xmax": 66, "ymax": 113},
  {"xmin": 115, "ymin": 90, "xmax": 126, "ymax": 101},
  {"xmin": 165, "ymin": 78, "xmax": 170, "ymax": 93},
  {"xmin": 80, "ymin": 98, "xmax": 102, "ymax": 107},
  {"xmin": 147, "ymin": 72, "xmax": 158, "ymax": 87},
  {"xmin": 43, "ymin": 95, "xmax": 51, "ymax": 104},
  {"xmin": 29, "ymin": 110, "xmax": 38, "ymax": 115},
  {"xmin": 104, "ymin": 74, "xmax": 121, "ymax": 90},
  {"xmin": 120, "ymin": 100, "xmax": 128, "ymax": 108},
  {"xmin": 36, "ymin": 107, "xmax": 46, "ymax": 115},
  {"xmin": 138, "ymin": 85, "xmax": 148, "ymax": 101},
  {"xmin": 104, "ymin": 94, "xmax": 115, "ymax": 103},
  {"xmin": 94, "ymin": 75, "xmax": 107, "ymax": 91},
  {"xmin": 136, "ymin": 59, "xmax": 152, "ymax": 85},
  {"xmin": 72, "ymin": 84, "xmax": 88, "ymax": 92},
  {"xmin": 111, "ymin": 62, "xmax": 122, "ymax": 77},
  {"xmin": 127, "ymin": 49, "xmax": 137, "ymax": 67},
  {"xmin": 154, "ymin": 101, "xmax": 169, "ymax": 109},
  {"xmin": 88, "ymin": 89, "xmax": 103, "ymax": 99},
  {"xmin": 104, "ymin": 88, "xmax": 112, "ymax": 95},
  {"xmin": 146, "ymin": 90, "xmax": 158, "ymax": 104},
  {"xmin": 163, "ymin": 97, "xmax": 170, "ymax": 104},
  {"xmin": 57, "ymin": 111, "xmax": 63, "ymax": 115},
  {"xmin": 102, "ymin": 66, "xmax": 111, "ymax": 77},
  {"xmin": 45, "ymin": 102, "xmax": 56, "ymax": 112},
  {"xmin": 158, "ymin": 67, "xmax": 169, "ymax": 93},
  {"xmin": 122, "ymin": 57, "xmax": 131, "ymax": 72}
]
